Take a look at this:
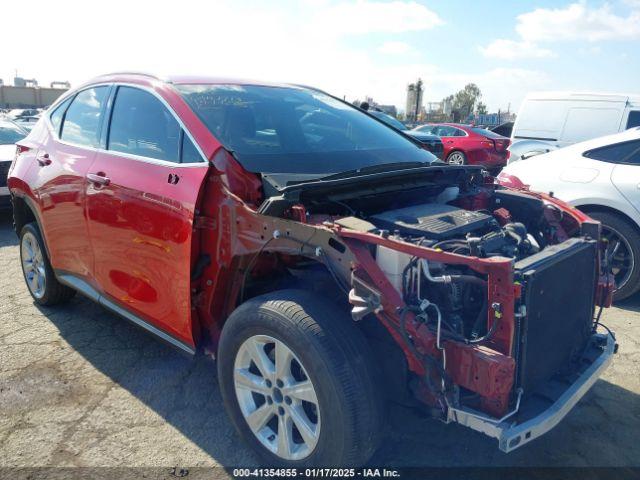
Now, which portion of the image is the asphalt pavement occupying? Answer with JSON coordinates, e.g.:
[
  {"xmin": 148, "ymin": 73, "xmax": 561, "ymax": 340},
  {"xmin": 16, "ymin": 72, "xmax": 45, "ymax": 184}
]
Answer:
[{"xmin": 0, "ymin": 210, "xmax": 638, "ymax": 477}]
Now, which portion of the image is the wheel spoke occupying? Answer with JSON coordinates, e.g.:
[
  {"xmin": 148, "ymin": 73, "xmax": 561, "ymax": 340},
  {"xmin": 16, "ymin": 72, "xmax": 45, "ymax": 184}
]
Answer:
[
  {"xmin": 247, "ymin": 338, "xmax": 275, "ymax": 380},
  {"xmin": 289, "ymin": 405, "xmax": 318, "ymax": 447},
  {"xmin": 245, "ymin": 403, "xmax": 275, "ymax": 434},
  {"xmin": 234, "ymin": 334, "xmax": 320, "ymax": 461},
  {"xmin": 277, "ymin": 414, "xmax": 294, "ymax": 458},
  {"xmin": 28, "ymin": 272, "xmax": 39, "ymax": 292},
  {"xmin": 235, "ymin": 368, "xmax": 270, "ymax": 395},
  {"xmin": 284, "ymin": 380, "xmax": 317, "ymax": 404},
  {"xmin": 274, "ymin": 340, "xmax": 293, "ymax": 381}
]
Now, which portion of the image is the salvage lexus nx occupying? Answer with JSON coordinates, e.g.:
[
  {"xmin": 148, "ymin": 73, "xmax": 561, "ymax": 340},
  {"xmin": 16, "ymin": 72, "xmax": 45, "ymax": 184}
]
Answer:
[{"xmin": 8, "ymin": 73, "xmax": 616, "ymax": 466}]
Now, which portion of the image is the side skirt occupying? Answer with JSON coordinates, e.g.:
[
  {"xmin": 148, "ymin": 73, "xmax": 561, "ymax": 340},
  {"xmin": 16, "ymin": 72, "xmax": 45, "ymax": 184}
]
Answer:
[{"xmin": 56, "ymin": 271, "xmax": 196, "ymax": 356}]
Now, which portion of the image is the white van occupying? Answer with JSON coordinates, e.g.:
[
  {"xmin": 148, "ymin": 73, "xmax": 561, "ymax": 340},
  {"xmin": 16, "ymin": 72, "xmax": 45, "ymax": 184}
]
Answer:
[{"xmin": 509, "ymin": 91, "xmax": 640, "ymax": 162}]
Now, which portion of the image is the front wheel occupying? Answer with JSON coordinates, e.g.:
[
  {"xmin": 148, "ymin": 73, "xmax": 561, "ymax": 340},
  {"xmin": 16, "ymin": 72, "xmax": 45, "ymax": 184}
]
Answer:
[
  {"xmin": 217, "ymin": 290, "xmax": 383, "ymax": 466},
  {"xmin": 587, "ymin": 211, "xmax": 640, "ymax": 301},
  {"xmin": 446, "ymin": 151, "xmax": 466, "ymax": 165}
]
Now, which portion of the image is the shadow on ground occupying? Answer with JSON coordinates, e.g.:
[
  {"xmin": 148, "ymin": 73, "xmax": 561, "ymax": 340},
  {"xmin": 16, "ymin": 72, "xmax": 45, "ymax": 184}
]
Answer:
[
  {"xmin": 32, "ymin": 293, "xmax": 640, "ymax": 468},
  {"xmin": 0, "ymin": 211, "xmax": 18, "ymax": 247}
]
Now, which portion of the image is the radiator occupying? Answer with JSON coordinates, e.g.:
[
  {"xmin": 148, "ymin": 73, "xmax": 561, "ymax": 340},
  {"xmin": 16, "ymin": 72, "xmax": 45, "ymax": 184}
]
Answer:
[{"xmin": 514, "ymin": 238, "xmax": 598, "ymax": 396}]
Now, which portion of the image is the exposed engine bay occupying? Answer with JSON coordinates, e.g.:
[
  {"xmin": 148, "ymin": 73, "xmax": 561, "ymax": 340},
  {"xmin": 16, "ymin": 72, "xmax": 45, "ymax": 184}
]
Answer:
[
  {"xmin": 260, "ymin": 165, "xmax": 598, "ymax": 356},
  {"xmin": 248, "ymin": 164, "xmax": 614, "ymax": 450}
]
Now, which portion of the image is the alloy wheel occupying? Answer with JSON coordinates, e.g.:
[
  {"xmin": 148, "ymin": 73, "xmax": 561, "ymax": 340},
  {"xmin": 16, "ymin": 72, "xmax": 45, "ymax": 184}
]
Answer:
[
  {"xmin": 447, "ymin": 152, "xmax": 465, "ymax": 165},
  {"xmin": 21, "ymin": 231, "xmax": 46, "ymax": 299},
  {"xmin": 602, "ymin": 224, "xmax": 634, "ymax": 292},
  {"xmin": 233, "ymin": 335, "xmax": 321, "ymax": 461}
]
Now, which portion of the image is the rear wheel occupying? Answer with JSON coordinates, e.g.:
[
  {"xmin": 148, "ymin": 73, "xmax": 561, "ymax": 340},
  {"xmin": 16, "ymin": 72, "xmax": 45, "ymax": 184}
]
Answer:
[
  {"xmin": 587, "ymin": 211, "xmax": 640, "ymax": 301},
  {"xmin": 446, "ymin": 151, "xmax": 466, "ymax": 165},
  {"xmin": 19, "ymin": 223, "xmax": 75, "ymax": 305},
  {"xmin": 217, "ymin": 290, "xmax": 383, "ymax": 466}
]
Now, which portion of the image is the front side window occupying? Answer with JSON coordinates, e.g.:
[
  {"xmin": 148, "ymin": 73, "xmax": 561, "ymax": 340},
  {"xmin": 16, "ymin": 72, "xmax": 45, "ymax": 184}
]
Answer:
[
  {"xmin": 108, "ymin": 86, "xmax": 180, "ymax": 162},
  {"xmin": 416, "ymin": 125, "xmax": 437, "ymax": 134},
  {"xmin": 627, "ymin": 111, "xmax": 640, "ymax": 129},
  {"xmin": 176, "ymin": 84, "xmax": 435, "ymax": 175},
  {"xmin": 584, "ymin": 140, "xmax": 640, "ymax": 164},
  {"xmin": 60, "ymin": 87, "xmax": 109, "ymax": 148}
]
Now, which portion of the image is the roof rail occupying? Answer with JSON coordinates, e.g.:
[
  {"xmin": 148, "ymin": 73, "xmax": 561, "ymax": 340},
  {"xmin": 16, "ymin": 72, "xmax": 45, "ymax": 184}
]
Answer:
[{"xmin": 95, "ymin": 71, "xmax": 164, "ymax": 81}]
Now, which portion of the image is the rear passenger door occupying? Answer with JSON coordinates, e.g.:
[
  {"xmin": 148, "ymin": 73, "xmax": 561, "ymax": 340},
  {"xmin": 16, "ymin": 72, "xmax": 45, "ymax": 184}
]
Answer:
[
  {"xmin": 35, "ymin": 86, "xmax": 110, "ymax": 281},
  {"xmin": 85, "ymin": 85, "xmax": 209, "ymax": 350}
]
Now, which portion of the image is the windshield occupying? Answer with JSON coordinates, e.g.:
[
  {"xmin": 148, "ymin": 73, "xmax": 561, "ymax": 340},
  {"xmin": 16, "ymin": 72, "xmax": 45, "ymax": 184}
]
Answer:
[
  {"xmin": 177, "ymin": 84, "xmax": 436, "ymax": 174},
  {"xmin": 369, "ymin": 111, "xmax": 407, "ymax": 131},
  {"xmin": 0, "ymin": 124, "xmax": 25, "ymax": 145}
]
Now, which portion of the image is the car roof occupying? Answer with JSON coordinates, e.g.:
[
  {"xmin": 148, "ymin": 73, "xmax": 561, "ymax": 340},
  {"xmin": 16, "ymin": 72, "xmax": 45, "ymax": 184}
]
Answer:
[
  {"xmin": 524, "ymin": 91, "xmax": 640, "ymax": 103},
  {"xmin": 86, "ymin": 72, "xmax": 299, "ymax": 89}
]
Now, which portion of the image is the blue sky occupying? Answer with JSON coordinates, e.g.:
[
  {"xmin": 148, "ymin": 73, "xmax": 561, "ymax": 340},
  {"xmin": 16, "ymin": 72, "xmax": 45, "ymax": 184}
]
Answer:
[{"xmin": 3, "ymin": 0, "xmax": 639, "ymax": 113}]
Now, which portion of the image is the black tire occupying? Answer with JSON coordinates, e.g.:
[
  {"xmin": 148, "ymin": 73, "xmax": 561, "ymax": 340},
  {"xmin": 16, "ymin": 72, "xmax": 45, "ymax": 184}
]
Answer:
[
  {"xmin": 217, "ymin": 289, "xmax": 383, "ymax": 467},
  {"xmin": 19, "ymin": 222, "xmax": 76, "ymax": 306},
  {"xmin": 587, "ymin": 211, "xmax": 640, "ymax": 301},
  {"xmin": 446, "ymin": 150, "xmax": 466, "ymax": 165}
]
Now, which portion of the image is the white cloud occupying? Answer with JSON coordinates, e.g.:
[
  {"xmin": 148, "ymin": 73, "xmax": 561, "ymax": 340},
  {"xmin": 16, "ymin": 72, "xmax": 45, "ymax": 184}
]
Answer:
[
  {"xmin": 481, "ymin": 1, "xmax": 640, "ymax": 60},
  {"xmin": 516, "ymin": 2, "xmax": 640, "ymax": 42},
  {"xmin": 479, "ymin": 39, "xmax": 555, "ymax": 60},
  {"xmin": 318, "ymin": 0, "xmax": 443, "ymax": 35},
  {"xmin": 0, "ymin": 0, "xmax": 532, "ymax": 112},
  {"xmin": 378, "ymin": 41, "xmax": 415, "ymax": 55}
]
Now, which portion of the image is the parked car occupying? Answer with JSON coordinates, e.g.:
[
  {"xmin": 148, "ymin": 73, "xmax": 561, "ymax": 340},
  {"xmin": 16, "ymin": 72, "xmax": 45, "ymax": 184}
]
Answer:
[
  {"xmin": 0, "ymin": 119, "xmax": 28, "ymax": 208},
  {"xmin": 8, "ymin": 73, "xmax": 615, "ymax": 466},
  {"xmin": 500, "ymin": 127, "xmax": 640, "ymax": 300},
  {"xmin": 491, "ymin": 121, "xmax": 514, "ymax": 138},
  {"xmin": 367, "ymin": 110, "xmax": 444, "ymax": 159},
  {"xmin": 14, "ymin": 115, "xmax": 41, "ymax": 132},
  {"xmin": 413, "ymin": 123, "xmax": 510, "ymax": 174},
  {"xmin": 7, "ymin": 108, "xmax": 40, "ymax": 120},
  {"xmin": 509, "ymin": 92, "xmax": 640, "ymax": 163}
]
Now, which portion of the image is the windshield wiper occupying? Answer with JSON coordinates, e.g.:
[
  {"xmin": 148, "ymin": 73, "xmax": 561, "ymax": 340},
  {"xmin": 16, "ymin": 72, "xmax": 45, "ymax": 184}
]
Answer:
[{"xmin": 318, "ymin": 161, "xmax": 430, "ymax": 181}]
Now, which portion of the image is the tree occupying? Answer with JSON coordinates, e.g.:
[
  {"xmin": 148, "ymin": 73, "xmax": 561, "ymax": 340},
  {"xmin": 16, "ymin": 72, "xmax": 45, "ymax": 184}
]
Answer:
[
  {"xmin": 476, "ymin": 101, "xmax": 488, "ymax": 115},
  {"xmin": 450, "ymin": 83, "xmax": 482, "ymax": 121}
]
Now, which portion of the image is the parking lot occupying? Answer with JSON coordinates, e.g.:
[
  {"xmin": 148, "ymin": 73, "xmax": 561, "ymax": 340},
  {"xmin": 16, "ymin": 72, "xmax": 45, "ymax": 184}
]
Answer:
[{"xmin": 0, "ymin": 209, "xmax": 639, "ymax": 472}]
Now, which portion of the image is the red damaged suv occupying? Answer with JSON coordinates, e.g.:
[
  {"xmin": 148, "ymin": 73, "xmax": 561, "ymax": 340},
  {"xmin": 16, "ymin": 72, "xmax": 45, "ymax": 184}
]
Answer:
[{"xmin": 8, "ymin": 73, "xmax": 616, "ymax": 466}]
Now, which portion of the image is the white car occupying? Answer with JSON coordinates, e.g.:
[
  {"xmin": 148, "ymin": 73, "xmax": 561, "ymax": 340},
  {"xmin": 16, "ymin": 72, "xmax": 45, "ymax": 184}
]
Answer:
[
  {"xmin": 500, "ymin": 127, "xmax": 640, "ymax": 300},
  {"xmin": 0, "ymin": 119, "xmax": 28, "ymax": 209},
  {"xmin": 509, "ymin": 92, "xmax": 640, "ymax": 163}
]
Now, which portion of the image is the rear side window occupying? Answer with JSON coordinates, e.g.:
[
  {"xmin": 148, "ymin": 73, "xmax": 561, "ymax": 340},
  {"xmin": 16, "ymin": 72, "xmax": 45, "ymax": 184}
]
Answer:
[
  {"xmin": 60, "ymin": 87, "xmax": 109, "ymax": 148},
  {"xmin": 108, "ymin": 86, "xmax": 180, "ymax": 163},
  {"xmin": 584, "ymin": 140, "xmax": 640, "ymax": 164},
  {"xmin": 180, "ymin": 134, "xmax": 203, "ymax": 163},
  {"xmin": 435, "ymin": 125, "xmax": 455, "ymax": 136},
  {"xmin": 627, "ymin": 111, "xmax": 640, "ymax": 129},
  {"xmin": 49, "ymin": 96, "xmax": 73, "ymax": 136}
]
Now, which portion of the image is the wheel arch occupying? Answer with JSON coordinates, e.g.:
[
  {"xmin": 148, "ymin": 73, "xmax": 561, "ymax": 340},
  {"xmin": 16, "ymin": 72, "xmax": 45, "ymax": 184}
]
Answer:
[
  {"xmin": 11, "ymin": 194, "xmax": 51, "ymax": 259},
  {"xmin": 575, "ymin": 203, "xmax": 640, "ymax": 233}
]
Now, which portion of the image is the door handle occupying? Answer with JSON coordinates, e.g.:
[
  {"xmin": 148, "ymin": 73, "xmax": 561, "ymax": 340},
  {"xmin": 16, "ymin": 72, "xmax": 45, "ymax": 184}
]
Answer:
[
  {"xmin": 87, "ymin": 173, "xmax": 110, "ymax": 186},
  {"xmin": 36, "ymin": 153, "xmax": 52, "ymax": 166}
]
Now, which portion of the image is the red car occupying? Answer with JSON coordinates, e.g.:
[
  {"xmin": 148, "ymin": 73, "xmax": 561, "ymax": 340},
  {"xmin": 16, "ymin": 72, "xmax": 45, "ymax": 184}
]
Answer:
[
  {"xmin": 413, "ymin": 123, "xmax": 510, "ymax": 172},
  {"xmin": 8, "ymin": 73, "xmax": 615, "ymax": 466}
]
